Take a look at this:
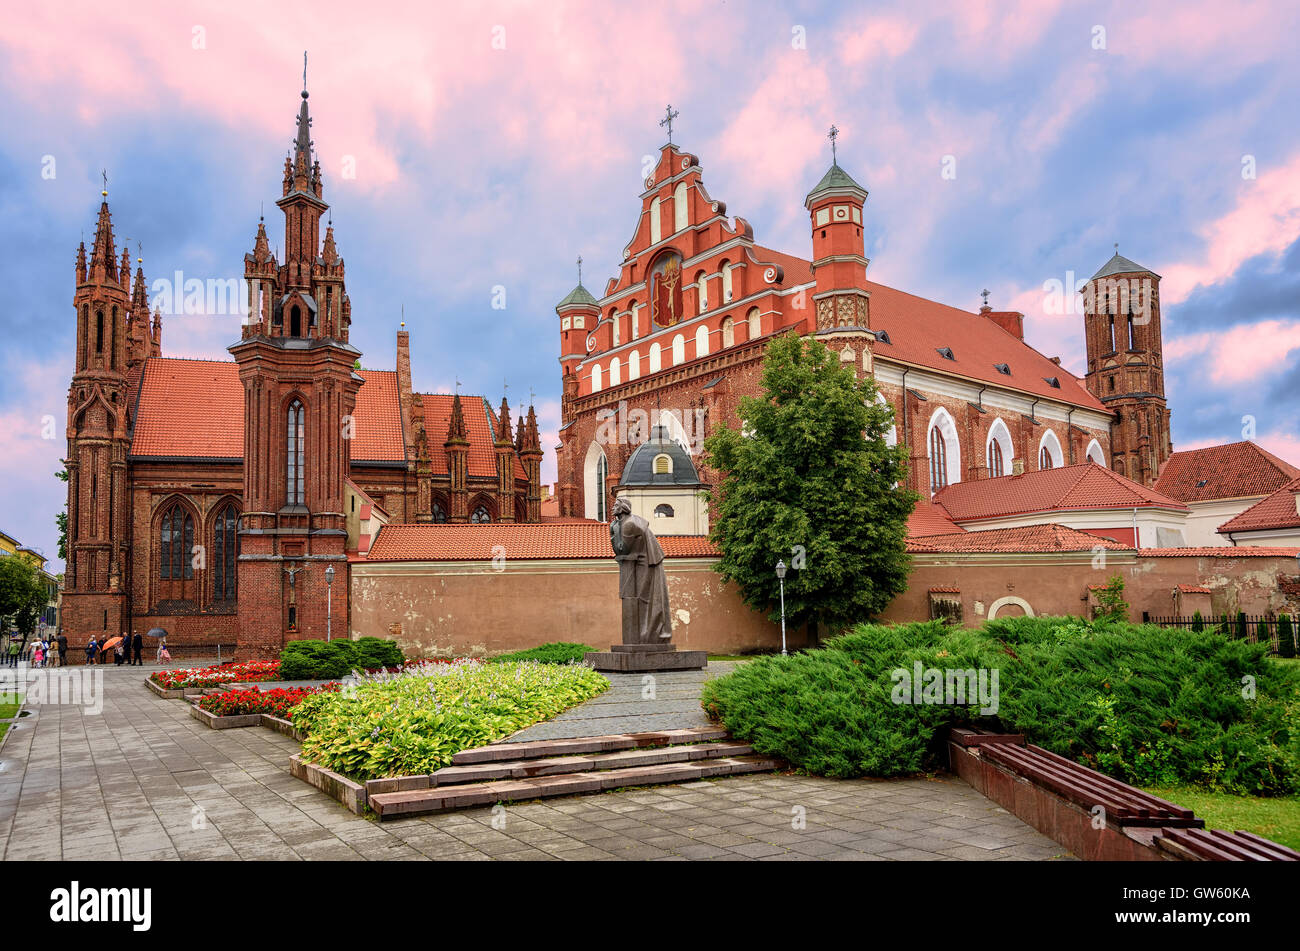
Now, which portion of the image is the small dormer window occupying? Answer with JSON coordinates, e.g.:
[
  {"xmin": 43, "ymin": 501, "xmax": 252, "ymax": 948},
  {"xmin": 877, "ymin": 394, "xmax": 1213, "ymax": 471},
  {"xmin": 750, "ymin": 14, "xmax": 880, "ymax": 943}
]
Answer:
[
  {"xmin": 936, "ymin": 347, "xmax": 955, "ymax": 361},
  {"xmin": 1043, "ymin": 376, "xmax": 1061, "ymax": 388},
  {"xmin": 994, "ymin": 363, "xmax": 1010, "ymax": 375},
  {"xmin": 1196, "ymin": 479, "xmax": 1208, "ymax": 488},
  {"xmin": 874, "ymin": 330, "xmax": 892, "ymax": 345},
  {"xmin": 653, "ymin": 453, "xmax": 672, "ymax": 475}
]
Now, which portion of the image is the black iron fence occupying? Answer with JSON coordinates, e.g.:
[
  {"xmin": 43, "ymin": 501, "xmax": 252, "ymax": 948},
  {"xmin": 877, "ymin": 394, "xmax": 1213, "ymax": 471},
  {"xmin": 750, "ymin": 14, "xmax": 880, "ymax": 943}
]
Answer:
[{"xmin": 1145, "ymin": 614, "xmax": 1298, "ymax": 657}]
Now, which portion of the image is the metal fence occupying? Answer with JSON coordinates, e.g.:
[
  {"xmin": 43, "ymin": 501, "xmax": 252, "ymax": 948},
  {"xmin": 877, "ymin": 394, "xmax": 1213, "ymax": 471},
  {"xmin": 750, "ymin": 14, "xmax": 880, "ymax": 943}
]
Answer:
[{"xmin": 1145, "ymin": 614, "xmax": 1298, "ymax": 656}]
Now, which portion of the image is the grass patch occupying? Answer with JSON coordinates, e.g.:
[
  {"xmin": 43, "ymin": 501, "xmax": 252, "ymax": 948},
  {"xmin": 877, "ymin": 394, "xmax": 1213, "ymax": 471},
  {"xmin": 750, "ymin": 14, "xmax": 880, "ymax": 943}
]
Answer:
[
  {"xmin": 488, "ymin": 642, "xmax": 597, "ymax": 665},
  {"xmin": 0, "ymin": 694, "xmax": 21, "ymax": 742},
  {"xmin": 293, "ymin": 659, "xmax": 609, "ymax": 781},
  {"xmin": 701, "ymin": 617, "xmax": 1300, "ymax": 794},
  {"xmin": 1144, "ymin": 785, "xmax": 1300, "ymax": 851}
]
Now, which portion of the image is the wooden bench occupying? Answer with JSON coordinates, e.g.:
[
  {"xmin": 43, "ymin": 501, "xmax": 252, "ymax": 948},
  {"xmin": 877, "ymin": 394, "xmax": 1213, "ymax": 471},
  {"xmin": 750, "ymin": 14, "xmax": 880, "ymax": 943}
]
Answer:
[{"xmin": 1154, "ymin": 827, "xmax": 1300, "ymax": 861}]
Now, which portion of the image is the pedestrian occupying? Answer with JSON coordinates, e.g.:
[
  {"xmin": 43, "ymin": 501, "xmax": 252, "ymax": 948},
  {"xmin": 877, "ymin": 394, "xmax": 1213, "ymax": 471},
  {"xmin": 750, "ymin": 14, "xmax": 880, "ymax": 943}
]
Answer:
[
  {"xmin": 85, "ymin": 637, "xmax": 99, "ymax": 665},
  {"xmin": 131, "ymin": 630, "xmax": 143, "ymax": 666},
  {"xmin": 156, "ymin": 634, "xmax": 168, "ymax": 664},
  {"xmin": 56, "ymin": 632, "xmax": 68, "ymax": 668},
  {"xmin": 6, "ymin": 638, "xmax": 18, "ymax": 668},
  {"xmin": 32, "ymin": 641, "xmax": 44, "ymax": 668}
]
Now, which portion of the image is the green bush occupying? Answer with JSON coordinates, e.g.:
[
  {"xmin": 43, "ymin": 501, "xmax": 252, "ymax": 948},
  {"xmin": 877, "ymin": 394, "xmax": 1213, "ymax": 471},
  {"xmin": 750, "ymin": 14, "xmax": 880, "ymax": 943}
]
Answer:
[
  {"xmin": 1237, "ymin": 611, "xmax": 1250, "ymax": 641},
  {"xmin": 488, "ymin": 642, "xmax": 597, "ymax": 665},
  {"xmin": 1258, "ymin": 617, "xmax": 1273, "ymax": 653},
  {"xmin": 700, "ymin": 617, "xmax": 1300, "ymax": 795},
  {"xmin": 278, "ymin": 638, "xmax": 404, "ymax": 680},
  {"xmin": 1191, "ymin": 611, "xmax": 1204, "ymax": 633},
  {"xmin": 1279, "ymin": 615, "xmax": 1297, "ymax": 659},
  {"xmin": 294, "ymin": 660, "xmax": 609, "ymax": 780}
]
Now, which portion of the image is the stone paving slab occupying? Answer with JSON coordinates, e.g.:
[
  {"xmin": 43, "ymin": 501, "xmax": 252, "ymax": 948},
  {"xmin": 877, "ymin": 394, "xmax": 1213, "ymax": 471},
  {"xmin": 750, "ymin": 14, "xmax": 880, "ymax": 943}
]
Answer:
[{"xmin": 0, "ymin": 661, "xmax": 1073, "ymax": 861}]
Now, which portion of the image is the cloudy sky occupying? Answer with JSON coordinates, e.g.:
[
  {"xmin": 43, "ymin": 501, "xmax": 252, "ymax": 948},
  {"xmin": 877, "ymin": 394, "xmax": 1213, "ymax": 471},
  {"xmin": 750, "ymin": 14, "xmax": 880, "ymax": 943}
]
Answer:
[{"xmin": 2, "ymin": 0, "xmax": 1297, "ymax": 570}]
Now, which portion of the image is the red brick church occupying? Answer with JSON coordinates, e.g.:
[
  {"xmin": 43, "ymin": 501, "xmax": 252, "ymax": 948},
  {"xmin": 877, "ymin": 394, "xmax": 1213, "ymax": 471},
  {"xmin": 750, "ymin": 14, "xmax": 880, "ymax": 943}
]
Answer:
[{"xmin": 60, "ymin": 79, "xmax": 544, "ymax": 657}]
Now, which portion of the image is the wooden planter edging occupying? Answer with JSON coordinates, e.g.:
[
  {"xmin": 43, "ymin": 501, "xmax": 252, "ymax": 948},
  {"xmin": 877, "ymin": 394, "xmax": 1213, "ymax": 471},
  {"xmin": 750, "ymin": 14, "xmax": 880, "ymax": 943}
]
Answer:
[
  {"xmin": 290, "ymin": 754, "xmax": 368, "ymax": 816},
  {"xmin": 189, "ymin": 704, "xmax": 263, "ymax": 730}
]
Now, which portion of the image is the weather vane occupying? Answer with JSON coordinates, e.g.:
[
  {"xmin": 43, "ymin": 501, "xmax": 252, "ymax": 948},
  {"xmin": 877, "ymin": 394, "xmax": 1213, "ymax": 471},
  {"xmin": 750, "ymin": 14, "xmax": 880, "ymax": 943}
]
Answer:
[
  {"xmin": 303, "ymin": 51, "xmax": 308, "ymax": 92},
  {"xmin": 980, "ymin": 288, "xmax": 990, "ymax": 307},
  {"xmin": 660, "ymin": 104, "xmax": 680, "ymax": 144},
  {"xmin": 577, "ymin": 254, "xmax": 583, "ymax": 285},
  {"xmin": 828, "ymin": 125, "xmax": 839, "ymax": 164},
  {"xmin": 454, "ymin": 376, "xmax": 461, "ymax": 395}
]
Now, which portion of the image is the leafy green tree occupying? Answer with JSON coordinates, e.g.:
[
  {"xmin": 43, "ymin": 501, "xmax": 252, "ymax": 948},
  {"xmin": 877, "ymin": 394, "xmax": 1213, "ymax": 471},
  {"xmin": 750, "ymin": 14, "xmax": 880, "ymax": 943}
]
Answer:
[
  {"xmin": 1278, "ymin": 615, "xmax": 1296, "ymax": 658},
  {"xmin": 0, "ymin": 555, "xmax": 46, "ymax": 639},
  {"xmin": 1093, "ymin": 575, "xmax": 1129, "ymax": 623},
  {"xmin": 1191, "ymin": 610, "xmax": 1204, "ymax": 632},
  {"xmin": 1236, "ymin": 611, "xmax": 1249, "ymax": 642},
  {"xmin": 55, "ymin": 461, "xmax": 69, "ymax": 561},
  {"xmin": 703, "ymin": 332, "xmax": 917, "ymax": 641}
]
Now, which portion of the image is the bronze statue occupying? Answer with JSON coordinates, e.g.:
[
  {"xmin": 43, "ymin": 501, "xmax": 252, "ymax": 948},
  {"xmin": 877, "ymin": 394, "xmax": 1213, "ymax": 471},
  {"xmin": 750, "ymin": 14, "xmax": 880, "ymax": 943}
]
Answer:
[{"xmin": 610, "ymin": 496, "xmax": 673, "ymax": 644}]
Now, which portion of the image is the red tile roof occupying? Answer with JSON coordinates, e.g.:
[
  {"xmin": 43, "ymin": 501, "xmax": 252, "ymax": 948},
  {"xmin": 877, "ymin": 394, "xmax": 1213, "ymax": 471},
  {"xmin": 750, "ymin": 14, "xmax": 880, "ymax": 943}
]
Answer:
[
  {"xmin": 420, "ymin": 394, "xmax": 526, "ymax": 480},
  {"xmin": 351, "ymin": 370, "xmax": 405, "ymax": 463},
  {"xmin": 928, "ymin": 585, "xmax": 961, "ymax": 593},
  {"xmin": 933, "ymin": 463, "xmax": 1187, "ymax": 523},
  {"xmin": 1141, "ymin": 546, "xmax": 1300, "ymax": 557},
  {"xmin": 908, "ymin": 500, "xmax": 965, "ymax": 537},
  {"xmin": 130, "ymin": 358, "xmax": 243, "ymax": 458},
  {"xmin": 1154, "ymin": 441, "xmax": 1300, "ymax": 503},
  {"xmin": 364, "ymin": 523, "xmax": 719, "ymax": 562},
  {"xmin": 907, "ymin": 524, "xmax": 1133, "ymax": 554},
  {"xmin": 1216, "ymin": 476, "xmax": 1300, "ymax": 535},
  {"xmin": 1176, "ymin": 584, "xmax": 1211, "ymax": 594}
]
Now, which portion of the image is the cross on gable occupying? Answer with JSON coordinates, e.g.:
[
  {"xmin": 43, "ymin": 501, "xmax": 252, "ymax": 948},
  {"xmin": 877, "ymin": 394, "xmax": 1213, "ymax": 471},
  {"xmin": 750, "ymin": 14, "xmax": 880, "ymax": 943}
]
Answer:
[
  {"xmin": 980, "ymin": 288, "xmax": 990, "ymax": 307},
  {"xmin": 577, "ymin": 255, "xmax": 583, "ymax": 285},
  {"xmin": 828, "ymin": 125, "xmax": 839, "ymax": 163},
  {"xmin": 660, "ymin": 105, "xmax": 680, "ymax": 144}
]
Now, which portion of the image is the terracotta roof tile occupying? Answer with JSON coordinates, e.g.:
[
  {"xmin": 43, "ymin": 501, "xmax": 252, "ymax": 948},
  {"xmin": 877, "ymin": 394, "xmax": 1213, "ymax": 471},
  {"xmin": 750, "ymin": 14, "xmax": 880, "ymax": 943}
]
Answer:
[
  {"xmin": 1216, "ymin": 476, "xmax": 1300, "ymax": 535},
  {"xmin": 933, "ymin": 463, "xmax": 1186, "ymax": 523},
  {"xmin": 1176, "ymin": 584, "xmax": 1211, "ymax": 594},
  {"xmin": 351, "ymin": 370, "xmax": 405, "ymax": 462},
  {"xmin": 908, "ymin": 501, "xmax": 965, "ymax": 537},
  {"xmin": 907, "ymin": 523, "xmax": 1132, "ymax": 553},
  {"xmin": 1154, "ymin": 441, "xmax": 1300, "ymax": 502},
  {"xmin": 420, "ymin": 394, "xmax": 526, "ymax": 480},
  {"xmin": 1141, "ymin": 545, "xmax": 1300, "ymax": 557},
  {"xmin": 364, "ymin": 523, "xmax": 719, "ymax": 562}
]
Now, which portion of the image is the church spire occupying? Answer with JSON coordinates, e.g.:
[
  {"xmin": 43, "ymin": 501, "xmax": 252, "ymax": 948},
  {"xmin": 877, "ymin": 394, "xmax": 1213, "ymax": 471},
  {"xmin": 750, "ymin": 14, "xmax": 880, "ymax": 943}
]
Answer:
[{"xmin": 89, "ymin": 195, "xmax": 118, "ymax": 282}]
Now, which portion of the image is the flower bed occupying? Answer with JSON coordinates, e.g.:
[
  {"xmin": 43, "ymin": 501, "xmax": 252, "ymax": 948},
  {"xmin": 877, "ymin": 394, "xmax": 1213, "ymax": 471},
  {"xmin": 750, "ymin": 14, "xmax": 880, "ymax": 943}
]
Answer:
[
  {"xmin": 196, "ymin": 684, "xmax": 338, "ymax": 721},
  {"xmin": 292, "ymin": 659, "xmax": 609, "ymax": 781},
  {"xmin": 150, "ymin": 659, "xmax": 281, "ymax": 690}
]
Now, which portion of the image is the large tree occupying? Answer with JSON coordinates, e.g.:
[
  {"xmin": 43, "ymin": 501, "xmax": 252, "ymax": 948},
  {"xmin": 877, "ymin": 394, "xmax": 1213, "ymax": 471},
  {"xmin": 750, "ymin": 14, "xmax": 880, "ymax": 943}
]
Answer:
[
  {"xmin": 0, "ymin": 554, "xmax": 47, "ymax": 640},
  {"xmin": 704, "ymin": 332, "xmax": 917, "ymax": 641}
]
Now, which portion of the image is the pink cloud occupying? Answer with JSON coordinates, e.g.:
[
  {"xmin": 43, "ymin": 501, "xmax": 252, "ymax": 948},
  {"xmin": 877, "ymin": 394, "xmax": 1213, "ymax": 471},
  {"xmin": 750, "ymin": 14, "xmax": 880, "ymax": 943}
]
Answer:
[{"xmin": 1163, "ymin": 319, "xmax": 1300, "ymax": 386}]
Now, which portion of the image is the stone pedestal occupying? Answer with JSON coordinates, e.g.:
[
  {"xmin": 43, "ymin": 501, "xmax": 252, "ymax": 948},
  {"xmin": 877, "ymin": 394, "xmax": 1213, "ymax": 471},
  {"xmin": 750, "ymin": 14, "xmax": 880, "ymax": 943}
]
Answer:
[{"xmin": 585, "ymin": 643, "xmax": 707, "ymax": 672}]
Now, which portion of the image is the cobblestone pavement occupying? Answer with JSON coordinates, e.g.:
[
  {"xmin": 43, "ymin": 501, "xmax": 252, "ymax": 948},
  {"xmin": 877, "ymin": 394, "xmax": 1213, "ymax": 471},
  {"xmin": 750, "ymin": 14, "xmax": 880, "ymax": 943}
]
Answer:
[{"xmin": 0, "ymin": 662, "xmax": 1073, "ymax": 861}]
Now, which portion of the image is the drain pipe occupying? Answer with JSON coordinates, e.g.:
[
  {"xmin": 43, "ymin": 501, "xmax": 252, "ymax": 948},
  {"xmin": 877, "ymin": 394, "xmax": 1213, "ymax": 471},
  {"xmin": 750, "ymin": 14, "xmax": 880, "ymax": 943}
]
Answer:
[{"xmin": 1132, "ymin": 506, "xmax": 1139, "ymax": 549}]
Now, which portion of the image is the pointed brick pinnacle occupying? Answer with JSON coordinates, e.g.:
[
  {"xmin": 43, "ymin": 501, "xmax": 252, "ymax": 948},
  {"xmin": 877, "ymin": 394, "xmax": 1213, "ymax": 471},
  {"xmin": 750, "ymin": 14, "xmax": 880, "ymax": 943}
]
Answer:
[
  {"xmin": 445, "ymin": 392, "xmax": 469, "ymax": 446},
  {"xmin": 497, "ymin": 396, "xmax": 513, "ymax": 446},
  {"xmin": 90, "ymin": 200, "xmax": 117, "ymax": 280}
]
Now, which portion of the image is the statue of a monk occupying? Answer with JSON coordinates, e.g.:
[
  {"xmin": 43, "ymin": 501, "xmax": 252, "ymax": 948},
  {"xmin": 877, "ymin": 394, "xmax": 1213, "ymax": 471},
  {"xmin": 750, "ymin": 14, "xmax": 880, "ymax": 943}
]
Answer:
[{"xmin": 610, "ymin": 496, "xmax": 673, "ymax": 644}]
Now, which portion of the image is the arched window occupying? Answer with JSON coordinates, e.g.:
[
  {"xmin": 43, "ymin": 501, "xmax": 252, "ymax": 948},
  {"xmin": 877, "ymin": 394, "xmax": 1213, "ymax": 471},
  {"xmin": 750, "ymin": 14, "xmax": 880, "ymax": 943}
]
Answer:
[
  {"xmin": 109, "ymin": 307, "xmax": 117, "ymax": 369},
  {"xmin": 695, "ymin": 324, "xmax": 710, "ymax": 358},
  {"xmin": 1086, "ymin": 439, "xmax": 1106, "ymax": 467},
  {"xmin": 95, "ymin": 311, "xmax": 104, "ymax": 354},
  {"xmin": 629, "ymin": 350, "xmax": 641, "ymax": 379},
  {"xmin": 609, "ymin": 357, "xmax": 621, "ymax": 386},
  {"xmin": 1038, "ymin": 429, "xmax": 1063, "ymax": 470},
  {"xmin": 650, "ymin": 197, "xmax": 662, "ymax": 245},
  {"xmin": 927, "ymin": 408, "xmax": 961, "ymax": 493},
  {"xmin": 654, "ymin": 504, "xmax": 675, "ymax": 518},
  {"xmin": 986, "ymin": 418, "xmax": 1013, "ymax": 479},
  {"xmin": 721, "ymin": 261, "xmax": 733, "ymax": 302},
  {"xmin": 672, "ymin": 334, "xmax": 685, "ymax": 366},
  {"xmin": 159, "ymin": 504, "xmax": 195, "ymax": 581},
  {"xmin": 431, "ymin": 502, "xmax": 447, "ymax": 523},
  {"xmin": 747, "ymin": 307, "xmax": 761, "ymax": 341},
  {"xmin": 286, "ymin": 399, "xmax": 305, "ymax": 505},
  {"xmin": 696, "ymin": 272, "xmax": 708, "ymax": 314},
  {"xmin": 595, "ymin": 456, "xmax": 608, "ymax": 521},
  {"xmin": 612, "ymin": 310, "xmax": 621, "ymax": 347},
  {"xmin": 212, "ymin": 503, "xmax": 239, "ymax": 601},
  {"xmin": 673, "ymin": 182, "xmax": 688, "ymax": 233},
  {"xmin": 591, "ymin": 363, "xmax": 602, "ymax": 392},
  {"xmin": 722, "ymin": 317, "xmax": 735, "ymax": 348},
  {"xmin": 875, "ymin": 393, "xmax": 898, "ymax": 447},
  {"xmin": 290, "ymin": 305, "xmax": 302, "ymax": 337},
  {"xmin": 471, "ymin": 504, "xmax": 492, "ymax": 524},
  {"xmin": 653, "ymin": 453, "xmax": 672, "ymax": 475},
  {"xmin": 1127, "ymin": 311, "xmax": 1137, "ymax": 350},
  {"xmin": 649, "ymin": 343, "xmax": 662, "ymax": 373},
  {"xmin": 585, "ymin": 442, "xmax": 608, "ymax": 521}
]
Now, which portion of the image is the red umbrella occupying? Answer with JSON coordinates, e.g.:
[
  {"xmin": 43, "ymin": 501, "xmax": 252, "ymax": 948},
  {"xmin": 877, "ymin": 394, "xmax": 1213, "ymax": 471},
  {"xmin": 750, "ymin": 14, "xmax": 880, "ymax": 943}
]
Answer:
[{"xmin": 102, "ymin": 636, "xmax": 123, "ymax": 650}]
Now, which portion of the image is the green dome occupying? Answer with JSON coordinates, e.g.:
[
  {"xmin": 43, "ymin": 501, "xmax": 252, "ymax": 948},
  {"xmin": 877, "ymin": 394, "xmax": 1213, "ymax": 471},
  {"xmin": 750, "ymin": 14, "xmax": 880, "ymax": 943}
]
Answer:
[{"xmin": 557, "ymin": 282, "xmax": 598, "ymax": 309}]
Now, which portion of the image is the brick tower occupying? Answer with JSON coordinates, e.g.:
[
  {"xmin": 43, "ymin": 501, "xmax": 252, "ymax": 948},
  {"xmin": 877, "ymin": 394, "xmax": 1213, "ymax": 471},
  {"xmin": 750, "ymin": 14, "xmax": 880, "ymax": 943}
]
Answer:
[
  {"xmin": 63, "ymin": 187, "xmax": 134, "ymax": 638},
  {"xmin": 229, "ymin": 73, "xmax": 361, "ymax": 657},
  {"xmin": 1082, "ymin": 250, "xmax": 1172, "ymax": 486}
]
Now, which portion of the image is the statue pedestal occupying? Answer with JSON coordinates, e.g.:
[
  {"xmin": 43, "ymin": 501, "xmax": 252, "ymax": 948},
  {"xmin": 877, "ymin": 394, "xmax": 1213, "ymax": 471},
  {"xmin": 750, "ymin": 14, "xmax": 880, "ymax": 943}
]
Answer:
[{"xmin": 585, "ymin": 644, "xmax": 707, "ymax": 672}]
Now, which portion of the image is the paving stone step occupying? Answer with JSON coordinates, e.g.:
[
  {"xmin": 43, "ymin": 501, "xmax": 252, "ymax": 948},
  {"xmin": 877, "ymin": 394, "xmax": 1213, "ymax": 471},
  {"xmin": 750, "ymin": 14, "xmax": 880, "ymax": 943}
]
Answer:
[
  {"xmin": 369, "ymin": 754, "xmax": 781, "ymax": 819},
  {"xmin": 451, "ymin": 726, "xmax": 728, "ymax": 765},
  {"xmin": 432, "ymin": 739, "xmax": 756, "ymax": 785}
]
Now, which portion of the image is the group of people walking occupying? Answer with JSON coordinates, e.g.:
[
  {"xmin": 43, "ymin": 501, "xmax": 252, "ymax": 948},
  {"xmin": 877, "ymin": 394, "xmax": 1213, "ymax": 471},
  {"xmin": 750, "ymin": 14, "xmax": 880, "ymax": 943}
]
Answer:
[{"xmin": 2, "ymin": 630, "xmax": 166, "ymax": 667}]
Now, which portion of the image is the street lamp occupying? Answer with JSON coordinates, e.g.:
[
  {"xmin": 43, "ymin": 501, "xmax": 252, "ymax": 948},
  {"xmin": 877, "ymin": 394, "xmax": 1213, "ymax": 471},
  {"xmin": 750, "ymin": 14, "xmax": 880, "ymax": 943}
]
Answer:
[
  {"xmin": 775, "ymin": 560, "xmax": 788, "ymax": 656},
  {"xmin": 324, "ymin": 564, "xmax": 336, "ymax": 642}
]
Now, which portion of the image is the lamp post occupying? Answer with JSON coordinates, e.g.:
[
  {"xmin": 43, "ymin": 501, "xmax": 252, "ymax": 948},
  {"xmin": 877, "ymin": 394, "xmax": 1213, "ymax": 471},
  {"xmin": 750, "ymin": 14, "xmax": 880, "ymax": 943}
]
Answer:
[
  {"xmin": 775, "ymin": 560, "xmax": 788, "ymax": 656},
  {"xmin": 325, "ymin": 564, "xmax": 335, "ymax": 642}
]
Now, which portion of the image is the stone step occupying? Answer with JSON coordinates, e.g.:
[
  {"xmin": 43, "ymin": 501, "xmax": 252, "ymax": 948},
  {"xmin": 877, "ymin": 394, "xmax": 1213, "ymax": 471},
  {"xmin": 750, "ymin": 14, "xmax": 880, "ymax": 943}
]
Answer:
[
  {"xmin": 451, "ymin": 726, "xmax": 728, "ymax": 765},
  {"xmin": 368, "ymin": 754, "xmax": 781, "ymax": 819},
  {"xmin": 431, "ymin": 739, "xmax": 756, "ymax": 786}
]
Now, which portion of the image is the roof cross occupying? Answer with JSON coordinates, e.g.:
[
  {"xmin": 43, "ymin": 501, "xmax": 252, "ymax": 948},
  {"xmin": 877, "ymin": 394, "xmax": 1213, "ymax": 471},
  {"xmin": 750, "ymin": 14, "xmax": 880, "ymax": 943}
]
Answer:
[
  {"xmin": 828, "ymin": 125, "xmax": 839, "ymax": 165},
  {"xmin": 303, "ymin": 51, "xmax": 308, "ymax": 93},
  {"xmin": 101, "ymin": 169, "xmax": 108, "ymax": 197},
  {"xmin": 577, "ymin": 254, "xmax": 583, "ymax": 285},
  {"xmin": 454, "ymin": 376, "xmax": 461, "ymax": 395},
  {"xmin": 529, "ymin": 386, "xmax": 536, "ymax": 406},
  {"xmin": 660, "ymin": 105, "xmax": 680, "ymax": 144},
  {"xmin": 980, "ymin": 288, "xmax": 990, "ymax": 308}
]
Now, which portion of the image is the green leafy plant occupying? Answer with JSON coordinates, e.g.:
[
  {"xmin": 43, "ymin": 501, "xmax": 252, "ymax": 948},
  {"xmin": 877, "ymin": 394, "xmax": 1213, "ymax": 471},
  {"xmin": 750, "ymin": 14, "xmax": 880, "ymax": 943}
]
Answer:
[
  {"xmin": 278, "ymin": 637, "xmax": 404, "ymax": 679},
  {"xmin": 1191, "ymin": 610, "xmax": 1204, "ymax": 633},
  {"xmin": 488, "ymin": 642, "xmax": 597, "ymax": 665},
  {"xmin": 1258, "ymin": 617, "xmax": 1273, "ymax": 653},
  {"xmin": 1278, "ymin": 615, "xmax": 1296, "ymax": 659},
  {"xmin": 1092, "ymin": 575, "xmax": 1129, "ymax": 623},
  {"xmin": 1236, "ymin": 611, "xmax": 1250, "ymax": 642}
]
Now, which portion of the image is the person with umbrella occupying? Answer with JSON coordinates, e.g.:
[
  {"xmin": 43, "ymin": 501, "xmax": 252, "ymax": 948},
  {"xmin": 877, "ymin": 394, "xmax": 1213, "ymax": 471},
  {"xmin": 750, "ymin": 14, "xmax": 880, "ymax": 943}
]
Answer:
[
  {"xmin": 102, "ymin": 634, "xmax": 125, "ymax": 666},
  {"xmin": 146, "ymin": 628, "xmax": 170, "ymax": 664}
]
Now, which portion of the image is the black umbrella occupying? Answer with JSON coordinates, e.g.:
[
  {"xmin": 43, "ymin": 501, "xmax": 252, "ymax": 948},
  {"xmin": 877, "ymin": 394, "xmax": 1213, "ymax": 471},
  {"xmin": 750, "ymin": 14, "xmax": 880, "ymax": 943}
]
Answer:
[{"xmin": 144, "ymin": 627, "xmax": 169, "ymax": 638}]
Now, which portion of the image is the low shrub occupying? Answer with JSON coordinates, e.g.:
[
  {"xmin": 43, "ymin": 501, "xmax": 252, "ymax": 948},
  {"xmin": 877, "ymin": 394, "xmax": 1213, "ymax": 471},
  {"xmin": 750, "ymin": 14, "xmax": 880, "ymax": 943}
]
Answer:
[
  {"xmin": 1279, "ymin": 615, "xmax": 1297, "ymax": 659},
  {"xmin": 197, "ymin": 684, "xmax": 338, "ymax": 720},
  {"xmin": 488, "ymin": 642, "xmax": 597, "ymax": 665},
  {"xmin": 150, "ymin": 660, "xmax": 280, "ymax": 690},
  {"xmin": 294, "ymin": 659, "xmax": 609, "ymax": 780},
  {"xmin": 278, "ymin": 637, "xmax": 405, "ymax": 680},
  {"xmin": 701, "ymin": 617, "xmax": 1300, "ymax": 795}
]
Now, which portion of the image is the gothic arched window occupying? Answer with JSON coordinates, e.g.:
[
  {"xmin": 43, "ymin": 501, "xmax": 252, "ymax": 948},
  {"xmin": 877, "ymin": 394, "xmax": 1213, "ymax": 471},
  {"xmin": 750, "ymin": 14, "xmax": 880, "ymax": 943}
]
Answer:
[
  {"xmin": 286, "ymin": 399, "xmax": 305, "ymax": 505},
  {"xmin": 290, "ymin": 305, "xmax": 302, "ymax": 337},
  {"xmin": 431, "ymin": 502, "xmax": 447, "ymax": 523},
  {"xmin": 989, "ymin": 439, "xmax": 1004, "ymax": 479},
  {"xmin": 471, "ymin": 505, "xmax": 492, "ymax": 524},
  {"xmin": 929, "ymin": 426, "xmax": 948, "ymax": 492},
  {"xmin": 595, "ymin": 454, "xmax": 608, "ymax": 521},
  {"xmin": 158, "ymin": 503, "xmax": 195, "ymax": 606},
  {"xmin": 212, "ymin": 503, "xmax": 239, "ymax": 601}
]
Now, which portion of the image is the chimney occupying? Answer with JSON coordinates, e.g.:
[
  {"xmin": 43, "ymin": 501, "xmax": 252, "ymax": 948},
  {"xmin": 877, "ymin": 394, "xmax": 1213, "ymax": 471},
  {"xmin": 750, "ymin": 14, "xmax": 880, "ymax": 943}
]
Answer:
[
  {"xmin": 1012, "ymin": 458, "xmax": 1025, "ymax": 476},
  {"xmin": 983, "ymin": 310, "xmax": 1025, "ymax": 341}
]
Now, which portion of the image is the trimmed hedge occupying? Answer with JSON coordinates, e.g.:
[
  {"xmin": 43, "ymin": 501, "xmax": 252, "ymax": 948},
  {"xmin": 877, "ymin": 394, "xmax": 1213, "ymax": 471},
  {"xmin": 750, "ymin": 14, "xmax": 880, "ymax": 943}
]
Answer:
[
  {"xmin": 488, "ymin": 642, "xmax": 597, "ymax": 665},
  {"xmin": 278, "ymin": 637, "xmax": 404, "ymax": 680},
  {"xmin": 700, "ymin": 617, "xmax": 1300, "ymax": 795}
]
